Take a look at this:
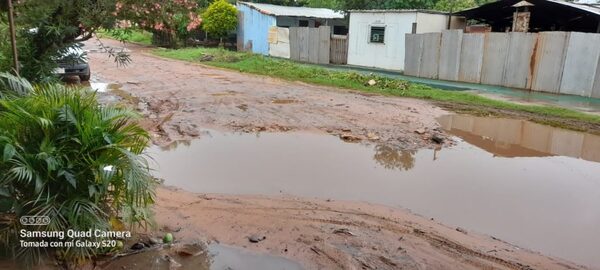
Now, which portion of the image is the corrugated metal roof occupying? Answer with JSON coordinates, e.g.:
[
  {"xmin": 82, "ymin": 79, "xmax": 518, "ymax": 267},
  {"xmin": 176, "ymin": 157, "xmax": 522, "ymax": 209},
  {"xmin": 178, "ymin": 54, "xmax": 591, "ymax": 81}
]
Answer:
[
  {"xmin": 349, "ymin": 9, "xmax": 449, "ymax": 15},
  {"xmin": 546, "ymin": 0, "xmax": 600, "ymax": 15},
  {"xmin": 238, "ymin": 2, "xmax": 345, "ymax": 19},
  {"xmin": 458, "ymin": 0, "xmax": 600, "ymax": 17}
]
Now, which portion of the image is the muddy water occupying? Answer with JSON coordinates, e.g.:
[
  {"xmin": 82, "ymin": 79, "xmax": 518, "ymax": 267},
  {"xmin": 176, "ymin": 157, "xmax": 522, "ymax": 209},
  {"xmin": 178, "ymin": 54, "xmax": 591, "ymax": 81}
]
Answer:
[
  {"xmin": 103, "ymin": 243, "xmax": 302, "ymax": 270},
  {"xmin": 149, "ymin": 118, "xmax": 600, "ymax": 268},
  {"xmin": 89, "ymin": 82, "xmax": 121, "ymax": 93}
]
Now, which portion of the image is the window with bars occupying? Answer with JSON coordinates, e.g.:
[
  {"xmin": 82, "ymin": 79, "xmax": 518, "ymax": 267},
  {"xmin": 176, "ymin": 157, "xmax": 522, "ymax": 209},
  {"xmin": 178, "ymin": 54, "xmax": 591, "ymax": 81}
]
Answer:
[{"xmin": 370, "ymin": 26, "xmax": 385, "ymax": 43}]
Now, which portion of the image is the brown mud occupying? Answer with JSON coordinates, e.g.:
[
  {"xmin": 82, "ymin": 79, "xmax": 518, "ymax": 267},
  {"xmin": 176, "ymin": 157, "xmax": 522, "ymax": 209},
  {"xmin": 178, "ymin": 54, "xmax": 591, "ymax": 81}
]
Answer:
[
  {"xmin": 150, "ymin": 186, "xmax": 584, "ymax": 270},
  {"xmin": 83, "ymin": 39, "xmax": 595, "ymax": 269},
  {"xmin": 88, "ymin": 39, "xmax": 450, "ymax": 149}
]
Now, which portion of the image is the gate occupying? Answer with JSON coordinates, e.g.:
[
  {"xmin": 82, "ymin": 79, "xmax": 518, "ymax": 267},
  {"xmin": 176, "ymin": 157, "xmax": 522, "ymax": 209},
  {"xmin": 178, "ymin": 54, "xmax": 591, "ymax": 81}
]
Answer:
[
  {"xmin": 330, "ymin": 35, "xmax": 348, "ymax": 65},
  {"xmin": 289, "ymin": 26, "xmax": 330, "ymax": 65}
]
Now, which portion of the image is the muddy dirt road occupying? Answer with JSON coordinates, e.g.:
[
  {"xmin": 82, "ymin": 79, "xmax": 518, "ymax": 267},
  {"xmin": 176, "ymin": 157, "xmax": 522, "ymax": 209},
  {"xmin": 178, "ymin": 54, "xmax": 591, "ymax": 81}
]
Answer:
[
  {"xmin": 86, "ymin": 39, "xmax": 589, "ymax": 270},
  {"xmin": 89, "ymin": 39, "xmax": 448, "ymax": 148},
  {"xmin": 152, "ymin": 186, "xmax": 582, "ymax": 270}
]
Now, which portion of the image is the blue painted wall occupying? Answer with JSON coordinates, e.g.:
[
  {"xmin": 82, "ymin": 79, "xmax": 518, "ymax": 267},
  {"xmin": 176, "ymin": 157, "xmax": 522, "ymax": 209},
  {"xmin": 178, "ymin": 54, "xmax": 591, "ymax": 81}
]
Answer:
[{"xmin": 237, "ymin": 4, "xmax": 276, "ymax": 55}]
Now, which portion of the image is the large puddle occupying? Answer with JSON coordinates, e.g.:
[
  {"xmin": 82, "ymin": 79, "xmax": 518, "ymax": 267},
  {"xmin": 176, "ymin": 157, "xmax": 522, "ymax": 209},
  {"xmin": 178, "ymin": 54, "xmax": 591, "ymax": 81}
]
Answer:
[{"xmin": 149, "ymin": 116, "xmax": 600, "ymax": 268}]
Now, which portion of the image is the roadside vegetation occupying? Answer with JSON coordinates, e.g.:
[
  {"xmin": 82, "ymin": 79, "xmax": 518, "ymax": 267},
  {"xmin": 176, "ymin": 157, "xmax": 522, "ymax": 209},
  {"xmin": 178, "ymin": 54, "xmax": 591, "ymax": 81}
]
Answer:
[
  {"xmin": 0, "ymin": 74, "xmax": 155, "ymax": 267},
  {"xmin": 97, "ymin": 29, "xmax": 153, "ymax": 46},
  {"xmin": 152, "ymin": 47, "xmax": 600, "ymax": 132}
]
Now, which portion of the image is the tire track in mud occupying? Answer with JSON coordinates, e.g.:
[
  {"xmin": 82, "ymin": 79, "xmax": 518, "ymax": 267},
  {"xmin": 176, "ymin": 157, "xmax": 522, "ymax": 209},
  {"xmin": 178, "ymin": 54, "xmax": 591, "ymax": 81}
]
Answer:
[{"xmin": 186, "ymin": 201, "xmax": 541, "ymax": 270}]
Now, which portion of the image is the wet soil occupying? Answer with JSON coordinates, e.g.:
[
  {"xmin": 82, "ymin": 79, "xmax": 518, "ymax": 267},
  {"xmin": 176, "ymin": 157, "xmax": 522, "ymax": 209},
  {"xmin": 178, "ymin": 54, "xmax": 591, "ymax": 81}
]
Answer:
[
  {"xmin": 101, "ymin": 243, "xmax": 302, "ymax": 270},
  {"xmin": 87, "ymin": 39, "xmax": 449, "ymax": 149},
  {"xmin": 152, "ymin": 186, "xmax": 584, "ymax": 270},
  {"xmin": 148, "ymin": 127, "xmax": 600, "ymax": 268},
  {"xmin": 85, "ymin": 39, "xmax": 598, "ymax": 269}
]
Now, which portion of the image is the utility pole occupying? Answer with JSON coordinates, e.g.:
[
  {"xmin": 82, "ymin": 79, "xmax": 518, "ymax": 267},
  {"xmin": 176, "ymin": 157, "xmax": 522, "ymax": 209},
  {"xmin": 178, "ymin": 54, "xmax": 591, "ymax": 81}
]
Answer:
[{"xmin": 7, "ymin": 0, "xmax": 19, "ymax": 75}]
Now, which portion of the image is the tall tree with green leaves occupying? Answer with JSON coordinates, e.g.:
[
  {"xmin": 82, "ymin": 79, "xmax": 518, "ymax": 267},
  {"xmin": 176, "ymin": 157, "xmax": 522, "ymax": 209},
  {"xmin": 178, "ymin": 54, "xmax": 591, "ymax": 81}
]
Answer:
[
  {"xmin": 434, "ymin": 0, "xmax": 477, "ymax": 12},
  {"xmin": 202, "ymin": 0, "xmax": 237, "ymax": 43}
]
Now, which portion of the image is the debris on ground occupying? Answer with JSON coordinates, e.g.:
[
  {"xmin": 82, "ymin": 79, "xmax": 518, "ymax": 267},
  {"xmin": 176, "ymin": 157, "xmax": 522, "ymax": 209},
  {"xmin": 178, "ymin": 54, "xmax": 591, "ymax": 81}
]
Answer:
[
  {"xmin": 333, "ymin": 228, "xmax": 356, "ymax": 236},
  {"xmin": 431, "ymin": 134, "xmax": 444, "ymax": 144},
  {"xmin": 340, "ymin": 133, "xmax": 363, "ymax": 142},
  {"xmin": 199, "ymin": 54, "xmax": 214, "ymax": 62},
  {"xmin": 175, "ymin": 243, "xmax": 205, "ymax": 256},
  {"xmin": 248, "ymin": 234, "xmax": 267, "ymax": 243},
  {"xmin": 367, "ymin": 132, "xmax": 380, "ymax": 141},
  {"xmin": 456, "ymin": 227, "xmax": 468, "ymax": 234},
  {"xmin": 163, "ymin": 233, "xmax": 174, "ymax": 244},
  {"xmin": 130, "ymin": 242, "xmax": 146, "ymax": 250},
  {"xmin": 414, "ymin": 128, "xmax": 426, "ymax": 135}
]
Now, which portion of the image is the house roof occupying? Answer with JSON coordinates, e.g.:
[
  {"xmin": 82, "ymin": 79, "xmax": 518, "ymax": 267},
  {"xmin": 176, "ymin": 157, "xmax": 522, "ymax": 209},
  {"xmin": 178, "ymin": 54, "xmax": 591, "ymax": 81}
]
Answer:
[
  {"xmin": 456, "ymin": 0, "xmax": 600, "ymax": 32},
  {"xmin": 238, "ymin": 2, "xmax": 345, "ymax": 19},
  {"xmin": 348, "ymin": 9, "xmax": 449, "ymax": 15},
  {"xmin": 458, "ymin": 0, "xmax": 600, "ymax": 17},
  {"xmin": 545, "ymin": 0, "xmax": 600, "ymax": 15}
]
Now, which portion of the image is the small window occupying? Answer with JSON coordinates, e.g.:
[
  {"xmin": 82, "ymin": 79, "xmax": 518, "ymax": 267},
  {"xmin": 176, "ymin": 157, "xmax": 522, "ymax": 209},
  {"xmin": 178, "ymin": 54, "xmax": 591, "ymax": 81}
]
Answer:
[
  {"xmin": 370, "ymin": 26, "xmax": 385, "ymax": 43},
  {"xmin": 299, "ymin": 20, "xmax": 309, "ymax": 27},
  {"xmin": 411, "ymin": 23, "xmax": 417, "ymax": 34}
]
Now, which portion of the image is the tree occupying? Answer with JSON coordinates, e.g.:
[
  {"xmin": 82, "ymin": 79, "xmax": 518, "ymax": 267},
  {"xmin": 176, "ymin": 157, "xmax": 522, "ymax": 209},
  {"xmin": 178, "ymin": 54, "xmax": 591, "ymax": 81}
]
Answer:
[
  {"xmin": 116, "ymin": 0, "xmax": 201, "ymax": 34},
  {"xmin": 0, "ymin": 0, "xmax": 124, "ymax": 81},
  {"xmin": 434, "ymin": 0, "xmax": 477, "ymax": 12},
  {"xmin": 202, "ymin": 0, "xmax": 237, "ymax": 43},
  {"xmin": 0, "ymin": 0, "xmax": 203, "ymax": 81},
  {"xmin": 247, "ymin": 0, "xmax": 308, "ymax": 6},
  {"xmin": 306, "ymin": 0, "xmax": 342, "ymax": 9},
  {"xmin": 330, "ymin": 0, "xmax": 438, "ymax": 10}
]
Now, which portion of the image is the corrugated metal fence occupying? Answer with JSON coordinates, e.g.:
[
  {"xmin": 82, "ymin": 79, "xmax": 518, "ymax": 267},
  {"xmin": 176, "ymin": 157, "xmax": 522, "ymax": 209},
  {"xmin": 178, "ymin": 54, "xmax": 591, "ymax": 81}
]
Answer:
[
  {"xmin": 405, "ymin": 30, "xmax": 600, "ymax": 98},
  {"xmin": 289, "ymin": 26, "xmax": 331, "ymax": 65}
]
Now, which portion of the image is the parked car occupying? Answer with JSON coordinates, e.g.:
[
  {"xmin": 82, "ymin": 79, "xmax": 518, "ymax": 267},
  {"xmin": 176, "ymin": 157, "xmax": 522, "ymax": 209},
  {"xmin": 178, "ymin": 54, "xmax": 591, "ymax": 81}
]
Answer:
[
  {"xmin": 26, "ymin": 28, "xmax": 92, "ymax": 81},
  {"xmin": 55, "ymin": 45, "xmax": 91, "ymax": 81}
]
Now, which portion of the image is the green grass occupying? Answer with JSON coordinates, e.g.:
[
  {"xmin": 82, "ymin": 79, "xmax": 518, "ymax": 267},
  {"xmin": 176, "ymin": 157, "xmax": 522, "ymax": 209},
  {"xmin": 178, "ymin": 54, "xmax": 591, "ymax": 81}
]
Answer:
[
  {"xmin": 151, "ymin": 47, "xmax": 600, "ymax": 129},
  {"xmin": 97, "ymin": 28, "xmax": 153, "ymax": 46}
]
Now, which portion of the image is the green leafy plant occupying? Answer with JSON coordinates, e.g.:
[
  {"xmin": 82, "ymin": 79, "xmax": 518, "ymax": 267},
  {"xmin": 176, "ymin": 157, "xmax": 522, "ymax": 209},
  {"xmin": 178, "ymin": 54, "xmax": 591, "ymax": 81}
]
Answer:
[
  {"xmin": 202, "ymin": 0, "xmax": 237, "ymax": 43},
  {"xmin": 0, "ymin": 75, "xmax": 155, "ymax": 266}
]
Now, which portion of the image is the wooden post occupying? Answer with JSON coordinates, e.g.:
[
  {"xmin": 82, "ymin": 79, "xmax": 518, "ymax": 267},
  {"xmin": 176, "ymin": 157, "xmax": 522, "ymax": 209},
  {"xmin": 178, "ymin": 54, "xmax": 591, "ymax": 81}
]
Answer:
[{"xmin": 7, "ymin": 0, "xmax": 19, "ymax": 75}]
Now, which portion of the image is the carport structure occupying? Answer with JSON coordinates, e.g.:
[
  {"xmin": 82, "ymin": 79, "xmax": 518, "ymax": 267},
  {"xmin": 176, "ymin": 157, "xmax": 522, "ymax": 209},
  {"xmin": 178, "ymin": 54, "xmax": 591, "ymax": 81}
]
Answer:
[{"xmin": 457, "ymin": 0, "xmax": 600, "ymax": 33}]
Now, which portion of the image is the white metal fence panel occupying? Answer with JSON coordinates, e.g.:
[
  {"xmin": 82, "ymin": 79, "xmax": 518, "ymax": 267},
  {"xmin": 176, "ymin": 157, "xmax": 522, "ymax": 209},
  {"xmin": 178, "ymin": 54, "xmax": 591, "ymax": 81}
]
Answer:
[
  {"xmin": 404, "ymin": 34, "xmax": 423, "ymax": 77},
  {"xmin": 419, "ymin": 33, "xmax": 441, "ymax": 79},
  {"xmin": 560, "ymin": 32, "xmax": 600, "ymax": 97},
  {"xmin": 480, "ymin": 33, "xmax": 509, "ymax": 86},
  {"xmin": 405, "ymin": 30, "xmax": 600, "ymax": 98},
  {"xmin": 530, "ymin": 32, "xmax": 569, "ymax": 93},
  {"xmin": 502, "ymin": 32, "xmax": 537, "ymax": 89},
  {"xmin": 458, "ymin": 33, "xmax": 484, "ymax": 83},
  {"xmin": 593, "ymin": 56, "xmax": 600, "ymax": 98},
  {"xmin": 438, "ymin": 30, "xmax": 463, "ymax": 81}
]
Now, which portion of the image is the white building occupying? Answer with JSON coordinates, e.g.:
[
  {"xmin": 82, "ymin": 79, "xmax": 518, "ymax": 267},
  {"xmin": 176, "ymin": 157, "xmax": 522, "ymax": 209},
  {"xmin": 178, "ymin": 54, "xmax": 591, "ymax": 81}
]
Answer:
[{"xmin": 347, "ymin": 10, "xmax": 465, "ymax": 71}]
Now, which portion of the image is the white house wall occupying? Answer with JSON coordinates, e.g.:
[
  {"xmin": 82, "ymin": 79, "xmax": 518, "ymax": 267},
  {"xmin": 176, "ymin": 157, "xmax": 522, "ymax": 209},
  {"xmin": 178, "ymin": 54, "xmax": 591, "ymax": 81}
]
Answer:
[
  {"xmin": 347, "ymin": 12, "xmax": 416, "ymax": 71},
  {"xmin": 348, "ymin": 12, "xmax": 451, "ymax": 71}
]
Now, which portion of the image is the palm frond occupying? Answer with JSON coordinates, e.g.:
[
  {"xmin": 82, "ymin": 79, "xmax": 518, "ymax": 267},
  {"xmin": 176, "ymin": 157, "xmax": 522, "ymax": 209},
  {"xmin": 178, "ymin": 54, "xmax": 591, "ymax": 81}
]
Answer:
[{"xmin": 0, "ymin": 73, "xmax": 33, "ymax": 98}]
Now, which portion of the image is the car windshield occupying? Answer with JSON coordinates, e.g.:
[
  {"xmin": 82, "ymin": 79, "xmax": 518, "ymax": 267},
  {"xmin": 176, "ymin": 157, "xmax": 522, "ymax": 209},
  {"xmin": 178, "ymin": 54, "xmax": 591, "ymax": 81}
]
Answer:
[{"xmin": 56, "ymin": 44, "xmax": 88, "ymax": 64}]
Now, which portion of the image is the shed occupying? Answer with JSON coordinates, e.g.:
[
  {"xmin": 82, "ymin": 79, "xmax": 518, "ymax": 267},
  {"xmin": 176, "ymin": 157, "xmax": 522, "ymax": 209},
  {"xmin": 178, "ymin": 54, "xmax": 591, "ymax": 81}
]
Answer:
[
  {"xmin": 347, "ymin": 10, "xmax": 465, "ymax": 71},
  {"xmin": 237, "ymin": 2, "xmax": 346, "ymax": 55},
  {"xmin": 456, "ymin": 0, "xmax": 600, "ymax": 33}
]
